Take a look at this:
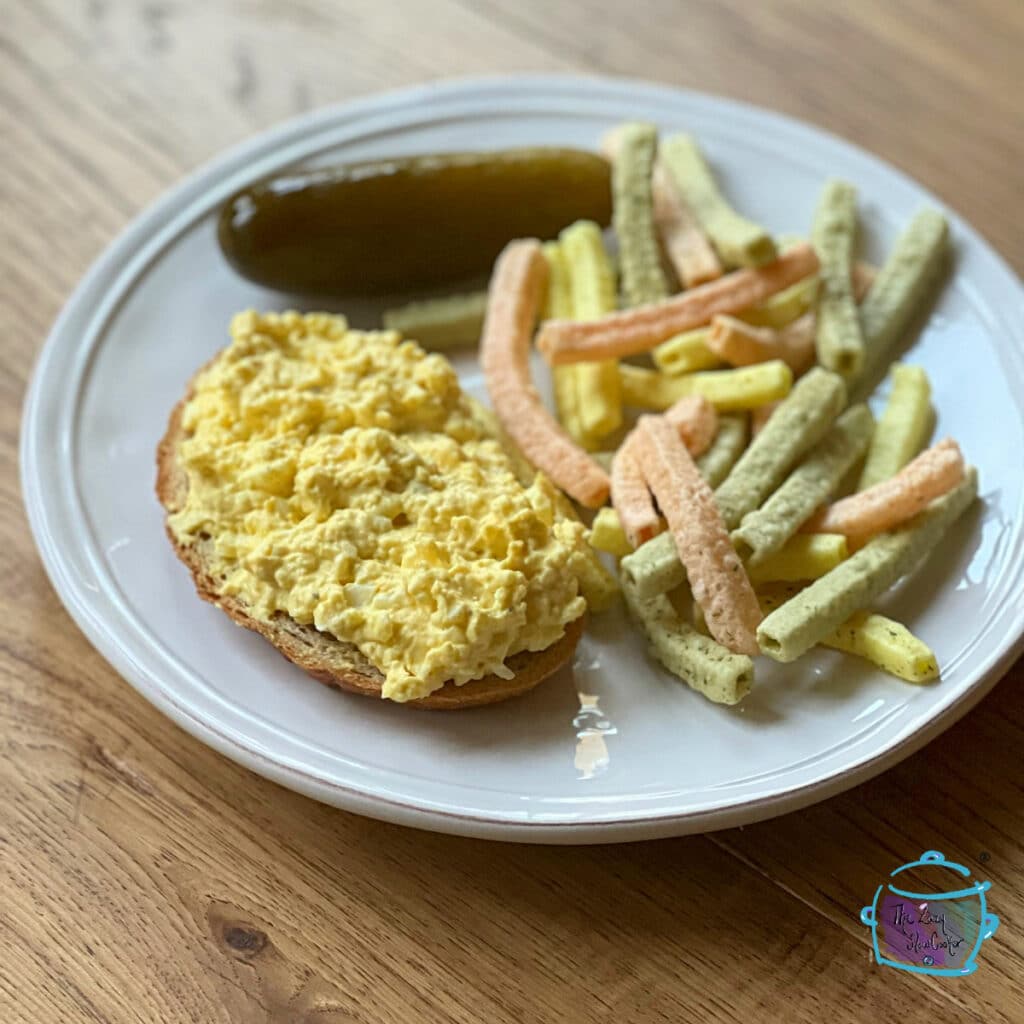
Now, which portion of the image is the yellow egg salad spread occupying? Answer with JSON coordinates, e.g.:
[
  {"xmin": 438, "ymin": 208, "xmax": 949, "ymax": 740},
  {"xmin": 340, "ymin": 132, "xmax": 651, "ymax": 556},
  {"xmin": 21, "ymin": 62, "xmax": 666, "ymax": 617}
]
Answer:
[{"xmin": 168, "ymin": 311, "xmax": 609, "ymax": 701}]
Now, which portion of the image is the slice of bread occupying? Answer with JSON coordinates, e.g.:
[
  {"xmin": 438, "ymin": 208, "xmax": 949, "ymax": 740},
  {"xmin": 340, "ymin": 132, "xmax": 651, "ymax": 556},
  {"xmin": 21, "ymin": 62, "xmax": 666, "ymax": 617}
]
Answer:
[{"xmin": 156, "ymin": 391, "xmax": 583, "ymax": 710}]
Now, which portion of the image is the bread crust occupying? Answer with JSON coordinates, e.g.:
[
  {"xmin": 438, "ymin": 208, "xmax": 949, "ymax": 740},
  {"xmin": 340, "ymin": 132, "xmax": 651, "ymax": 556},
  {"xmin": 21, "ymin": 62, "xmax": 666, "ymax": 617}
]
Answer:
[{"xmin": 155, "ymin": 384, "xmax": 582, "ymax": 710}]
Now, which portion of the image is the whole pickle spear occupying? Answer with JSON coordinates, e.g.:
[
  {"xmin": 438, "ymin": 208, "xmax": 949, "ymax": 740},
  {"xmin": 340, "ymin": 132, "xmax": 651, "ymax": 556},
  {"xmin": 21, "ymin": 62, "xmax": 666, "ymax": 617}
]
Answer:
[
  {"xmin": 757, "ymin": 467, "xmax": 977, "ymax": 662},
  {"xmin": 714, "ymin": 367, "xmax": 847, "ymax": 530},
  {"xmin": 218, "ymin": 148, "xmax": 612, "ymax": 296}
]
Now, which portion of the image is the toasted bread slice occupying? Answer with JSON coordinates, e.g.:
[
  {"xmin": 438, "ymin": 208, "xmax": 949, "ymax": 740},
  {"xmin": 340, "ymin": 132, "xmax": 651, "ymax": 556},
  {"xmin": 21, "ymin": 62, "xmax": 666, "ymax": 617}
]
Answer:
[{"xmin": 156, "ymin": 392, "xmax": 583, "ymax": 710}]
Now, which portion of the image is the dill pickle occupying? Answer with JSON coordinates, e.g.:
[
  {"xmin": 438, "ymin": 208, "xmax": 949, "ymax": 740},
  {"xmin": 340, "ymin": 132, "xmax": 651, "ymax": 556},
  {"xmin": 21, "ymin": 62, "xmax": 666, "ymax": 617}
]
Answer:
[{"xmin": 218, "ymin": 147, "xmax": 612, "ymax": 296}]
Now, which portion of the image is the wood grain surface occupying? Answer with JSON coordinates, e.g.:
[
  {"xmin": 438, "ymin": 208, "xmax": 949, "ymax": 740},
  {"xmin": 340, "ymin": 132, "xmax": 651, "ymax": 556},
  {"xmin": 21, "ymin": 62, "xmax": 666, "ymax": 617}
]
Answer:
[{"xmin": 3, "ymin": 1, "xmax": 1023, "ymax": 1021}]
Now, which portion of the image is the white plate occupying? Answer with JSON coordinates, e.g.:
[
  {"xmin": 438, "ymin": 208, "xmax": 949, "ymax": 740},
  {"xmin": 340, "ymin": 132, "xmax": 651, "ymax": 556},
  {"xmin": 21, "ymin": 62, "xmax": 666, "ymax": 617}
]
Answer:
[{"xmin": 22, "ymin": 75, "xmax": 1024, "ymax": 843}]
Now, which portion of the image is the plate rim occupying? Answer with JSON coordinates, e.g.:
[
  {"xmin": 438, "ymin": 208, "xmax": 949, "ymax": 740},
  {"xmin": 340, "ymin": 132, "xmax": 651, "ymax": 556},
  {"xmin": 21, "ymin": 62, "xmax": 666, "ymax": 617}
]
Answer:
[{"xmin": 20, "ymin": 72, "xmax": 1024, "ymax": 843}]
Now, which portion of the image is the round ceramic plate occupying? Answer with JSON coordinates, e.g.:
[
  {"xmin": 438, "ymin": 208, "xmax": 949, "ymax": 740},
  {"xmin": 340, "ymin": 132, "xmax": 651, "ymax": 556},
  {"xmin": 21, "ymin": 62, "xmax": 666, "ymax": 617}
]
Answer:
[{"xmin": 22, "ymin": 75, "xmax": 1024, "ymax": 843}]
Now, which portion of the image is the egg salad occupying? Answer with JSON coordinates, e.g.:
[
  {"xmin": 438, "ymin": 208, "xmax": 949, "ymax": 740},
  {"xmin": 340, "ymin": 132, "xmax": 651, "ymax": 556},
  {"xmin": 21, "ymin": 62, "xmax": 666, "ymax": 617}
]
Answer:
[{"xmin": 168, "ymin": 311, "xmax": 610, "ymax": 701}]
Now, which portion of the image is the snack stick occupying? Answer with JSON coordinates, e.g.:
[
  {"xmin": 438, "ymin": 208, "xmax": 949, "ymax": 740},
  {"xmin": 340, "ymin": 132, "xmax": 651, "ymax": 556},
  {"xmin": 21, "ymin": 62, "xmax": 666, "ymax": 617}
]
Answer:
[
  {"xmin": 561, "ymin": 220, "xmax": 623, "ymax": 441},
  {"xmin": 575, "ymin": 363, "xmax": 622, "ymax": 441},
  {"xmin": 542, "ymin": 242, "xmax": 590, "ymax": 445},
  {"xmin": 828, "ymin": 611, "xmax": 939, "ymax": 682},
  {"xmin": 633, "ymin": 416, "xmax": 762, "ymax": 654},
  {"xmin": 664, "ymin": 394, "xmax": 718, "ymax": 456},
  {"xmin": 736, "ymin": 260, "xmax": 870, "ymax": 340},
  {"xmin": 575, "ymin": 549, "xmax": 620, "ymax": 612},
  {"xmin": 623, "ymin": 578, "xmax": 754, "ymax": 705},
  {"xmin": 610, "ymin": 395, "xmax": 716, "ymax": 549},
  {"xmin": 481, "ymin": 240, "xmax": 610, "ymax": 507},
  {"xmin": 659, "ymin": 134, "xmax": 777, "ymax": 268},
  {"xmin": 542, "ymin": 241, "xmax": 574, "ymax": 320},
  {"xmin": 618, "ymin": 413, "xmax": 750, "ymax": 601},
  {"xmin": 778, "ymin": 312, "xmax": 816, "ymax": 349},
  {"xmin": 757, "ymin": 584, "xmax": 938, "ymax": 682},
  {"xmin": 619, "ymin": 531, "xmax": 685, "ymax": 600},
  {"xmin": 382, "ymin": 291, "xmax": 487, "ymax": 350},
  {"xmin": 536, "ymin": 244, "xmax": 820, "ymax": 364},
  {"xmin": 747, "ymin": 534, "xmax": 849, "ymax": 584},
  {"xmin": 713, "ymin": 255, "xmax": 874, "ymax": 377},
  {"xmin": 739, "ymin": 274, "xmax": 819, "ymax": 328},
  {"xmin": 708, "ymin": 256, "xmax": 876, "ymax": 378},
  {"xmin": 757, "ymin": 467, "xmax": 977, "ymax": 662},
  {"xmin": 706, "ymin": 314, "xmax": 815, "ymax": 374},
  {"xmin": 619, "ymin": 361, "xmax": 792, "ymax": 412},
  {"xmin": 857, "ymin": 209, "xmax": 949, "ymax": 382},
  {"xmin": 709, "ymin": 316, "xmax": 784, "ymax": 368},
  {"xmin": 755, "ymin": 254, "xmax": 871, "ymax": 351},
  {"xmin": 812, "ymin": 180, "xmax": 866, "ymax": 376},
  {"xmin": 561, "ymin": 220, "xmax": 617, "ymax": 317},
  {"xmin": 731, "ymin": 404, "xmax": 875, "ymax": 565},
  {"xmin": 715, "ymin": 367, "xmax": 847, "ymax": 529},
  {"xmin": 476, "ymin": 393, "xmax": 617, "ymax": 608},
  {"xmin": 805, "ymin": 438, "xmax": 964, "ymax": 540},
  {"xmin": 548, "ymin": 279, "xmax": 617, "ymax": 450},
  {"xmin": 471, "ymin": 396, "xmax": 619, "ymax": 612},
  {"xmin": 652, "ymin": 161, "xmax": 723, "ymax": 287},
  {"xmin": 604, "ymin": 127, "xmax": 723, "ymax": 289},
  {"xmin": 751, "ymin": 400, "xmax": 780, "ymax": 436},
  {"xmin": 611, "ymin": 122, "xmax": 669, "ymax": 306},
  {"xmin": 612, "ymin": 431, "xmax": 661, "ymax": 548},
  {"xmin": 590, "ymin": 507, "xmax": 633, "ymax": 557},
  {"xmin": 696, "ymin": 414, "xmax": 749, "ymax": 487},
  {"xmin": 652, "ymin": 327, "xmax": 722, "ymax": 376},
  {"xmin": 857, "ymin": 364, "xmax": 932, "ymax": 489}
]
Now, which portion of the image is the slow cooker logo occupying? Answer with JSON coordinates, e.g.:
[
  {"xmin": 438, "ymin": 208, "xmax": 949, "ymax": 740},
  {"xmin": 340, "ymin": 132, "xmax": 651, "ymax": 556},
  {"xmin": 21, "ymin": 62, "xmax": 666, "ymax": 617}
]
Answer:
[{"xmin": 860, "ymin": 850, "xmax": 999, "ymax": 976}]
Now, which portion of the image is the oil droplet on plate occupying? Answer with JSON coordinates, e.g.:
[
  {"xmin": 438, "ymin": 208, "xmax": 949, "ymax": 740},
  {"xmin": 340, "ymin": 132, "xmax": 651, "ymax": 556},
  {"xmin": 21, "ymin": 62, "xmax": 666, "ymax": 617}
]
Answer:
[{"xmin": 573, "ymin": 692, "xmax": 617, "ymax": 780}]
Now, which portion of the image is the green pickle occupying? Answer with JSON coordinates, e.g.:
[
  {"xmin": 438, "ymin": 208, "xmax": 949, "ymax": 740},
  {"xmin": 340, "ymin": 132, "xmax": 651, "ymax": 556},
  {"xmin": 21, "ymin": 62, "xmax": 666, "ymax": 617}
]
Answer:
[{"xmin": 218, "ymin": 147, "xmax": 612, "ymax": 296}]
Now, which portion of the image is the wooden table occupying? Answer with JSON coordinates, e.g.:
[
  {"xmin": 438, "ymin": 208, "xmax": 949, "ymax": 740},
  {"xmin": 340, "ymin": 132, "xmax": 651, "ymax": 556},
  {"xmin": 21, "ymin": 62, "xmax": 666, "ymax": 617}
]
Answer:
[{"xmin": 3, "ymin": 1, "xmax": 1023, "ymax": 1020}]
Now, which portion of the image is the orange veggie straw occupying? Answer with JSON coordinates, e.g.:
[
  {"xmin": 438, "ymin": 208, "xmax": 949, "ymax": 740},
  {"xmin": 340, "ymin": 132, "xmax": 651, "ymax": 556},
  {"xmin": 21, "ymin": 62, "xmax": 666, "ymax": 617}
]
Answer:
[
  {"xmin": 633, "ymin": 415, "xmax": 762, "ymax": 654},
  {"xmin": 652, "ymin": 163, "xmax": 723, "ymax": 288},
  {"xmin": 612, "ymin": 395, "xmax": 717, "ymax": 548},
  {"xmin": 602, "ymin": 125, "xmax": 720, "ymax": 288},
  {"xmin": 804, "ymin": 438, "xmax": 964, "ymax": 540},
  {"xmin": 664, "ymin": 394, "xmax": 718, "ymax": 456},
  {"xmin": 707, "ymin": 314, "xmax": 816, "ymax": 374},
  {"xmin": 705, "ymin": 260, "xmax": 873, "ymax": 377},
  {"xmin": 481, "ymin": 240, "xmax": 610, "ymax": 508},
  {"xmin": 612, "ymin": 432, "xmax": 660, "ymax": 548},
  {"xmin": 537, "ymin": 243, "xmax": 820, "ymax": 365}
]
